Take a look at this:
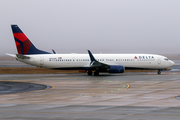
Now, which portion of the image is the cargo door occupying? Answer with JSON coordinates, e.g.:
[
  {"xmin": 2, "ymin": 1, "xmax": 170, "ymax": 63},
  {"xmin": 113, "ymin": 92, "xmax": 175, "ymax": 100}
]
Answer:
[{"xmin": 40, "ymin": 57, "xmax": 44, "ymax": 66}]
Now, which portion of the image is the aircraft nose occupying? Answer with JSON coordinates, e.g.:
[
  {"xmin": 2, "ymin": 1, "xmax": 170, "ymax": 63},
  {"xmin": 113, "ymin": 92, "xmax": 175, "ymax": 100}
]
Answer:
[{"xmin": 169, "ymin": 60, "xmax": 175, "ymax": 66}]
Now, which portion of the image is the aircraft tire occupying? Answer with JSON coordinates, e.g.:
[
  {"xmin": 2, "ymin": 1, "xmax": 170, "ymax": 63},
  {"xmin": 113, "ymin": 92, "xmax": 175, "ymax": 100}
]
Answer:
[
  {"xmin": 94, "ymin": 71, "xmax": 99, "ymax": 76},
  {"xmin": 158, "ymin": 70, "xmax": 161, "ymax": 75},
  {"xmin": 87, "ymin": 70, "xmax": 92, "ymax": 76}
]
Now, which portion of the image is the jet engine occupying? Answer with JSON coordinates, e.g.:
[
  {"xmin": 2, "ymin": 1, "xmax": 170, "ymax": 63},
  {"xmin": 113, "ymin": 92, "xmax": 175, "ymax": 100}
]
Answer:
[{"xmin": 108, "ymin": 65, "xmax": 125, "ymax": 73}]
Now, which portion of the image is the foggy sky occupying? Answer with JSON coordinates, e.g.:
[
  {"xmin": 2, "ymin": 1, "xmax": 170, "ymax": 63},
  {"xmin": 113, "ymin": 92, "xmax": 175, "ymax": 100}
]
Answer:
[{"xmin": 0, "ymin": 0, "xmax": 180, "ymax": 55}]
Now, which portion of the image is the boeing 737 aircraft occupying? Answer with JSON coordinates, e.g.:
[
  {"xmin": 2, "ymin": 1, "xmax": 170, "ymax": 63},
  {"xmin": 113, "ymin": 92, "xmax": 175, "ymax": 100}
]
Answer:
[{"xmin": 8, "ymin": 25, "xmax": 175, "ymax": 75}]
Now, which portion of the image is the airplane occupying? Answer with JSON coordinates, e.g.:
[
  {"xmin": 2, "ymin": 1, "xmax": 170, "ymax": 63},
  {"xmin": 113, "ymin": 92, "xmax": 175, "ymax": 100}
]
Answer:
[{"xmin": 7, "ymin": 25, "xmax": 175, "ymax": 76}]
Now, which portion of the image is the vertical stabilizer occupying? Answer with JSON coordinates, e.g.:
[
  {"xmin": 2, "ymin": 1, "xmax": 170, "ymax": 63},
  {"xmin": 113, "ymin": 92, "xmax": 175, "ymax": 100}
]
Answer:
[{"xmin": 11, "ymin": 25, "xmax": 50, "ymax": 55}]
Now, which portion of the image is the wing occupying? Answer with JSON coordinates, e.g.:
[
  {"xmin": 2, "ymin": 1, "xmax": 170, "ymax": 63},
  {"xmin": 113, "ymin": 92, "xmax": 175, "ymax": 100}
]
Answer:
[{"xmin": 87, "ymin": 50, "xmax": 109, "ymax": 69}]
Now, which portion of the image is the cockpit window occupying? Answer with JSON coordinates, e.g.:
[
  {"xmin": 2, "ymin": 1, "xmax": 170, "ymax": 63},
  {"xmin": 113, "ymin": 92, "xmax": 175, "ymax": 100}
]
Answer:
[{"xmin": 164, "ymin": 58, "xmax": 169, "ymax": 61}]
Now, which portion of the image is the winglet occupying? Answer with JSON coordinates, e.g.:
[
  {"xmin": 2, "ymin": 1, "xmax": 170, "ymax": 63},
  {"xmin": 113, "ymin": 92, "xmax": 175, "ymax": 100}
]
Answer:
[
  {"xmin": 52, "ymin": 49, "xmax": 56, "ymax": 54},
  {"xmin": 88, "ymin": 50, "xmax": 96, "ymax": 65}
]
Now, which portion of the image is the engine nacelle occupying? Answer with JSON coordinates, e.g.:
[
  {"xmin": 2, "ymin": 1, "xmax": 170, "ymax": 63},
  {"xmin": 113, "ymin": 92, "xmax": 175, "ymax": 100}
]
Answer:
[{"xmin": 108, "ymin": 65, "xmax": 125, "ymax": 73}]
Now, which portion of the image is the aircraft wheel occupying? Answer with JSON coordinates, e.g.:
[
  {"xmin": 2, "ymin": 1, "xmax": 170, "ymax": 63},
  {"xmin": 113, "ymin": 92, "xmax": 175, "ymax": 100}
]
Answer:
[
  {"xmin": 157, "ymin": 70, "xmax": 161, "ymax": 75},
  {"xmin": 94, "ymin": 71, "xmax": 99, "ymax": 76},
  {"xmin": 87, "ymin": 70, "xmax": 92, "ymax": 76}
]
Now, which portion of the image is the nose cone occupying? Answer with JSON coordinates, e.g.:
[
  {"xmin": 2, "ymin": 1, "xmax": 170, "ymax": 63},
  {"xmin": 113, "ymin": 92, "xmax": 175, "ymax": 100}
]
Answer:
[{"xmin": 169, "ymin": 60, "xmax": 175, "ymax": 66}]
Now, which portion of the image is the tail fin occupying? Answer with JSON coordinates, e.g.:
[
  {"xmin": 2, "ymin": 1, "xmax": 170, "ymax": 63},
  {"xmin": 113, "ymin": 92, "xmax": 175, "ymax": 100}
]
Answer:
[{"xmin": 11, "ymin": 25, "xmax": 50, "ymax": 55}]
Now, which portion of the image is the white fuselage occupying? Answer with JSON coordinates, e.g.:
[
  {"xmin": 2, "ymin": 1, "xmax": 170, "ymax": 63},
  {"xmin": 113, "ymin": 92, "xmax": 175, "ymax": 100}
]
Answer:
[{"xmin": 17, "ymin": 53, "xmax": 174, "ymax": 70}]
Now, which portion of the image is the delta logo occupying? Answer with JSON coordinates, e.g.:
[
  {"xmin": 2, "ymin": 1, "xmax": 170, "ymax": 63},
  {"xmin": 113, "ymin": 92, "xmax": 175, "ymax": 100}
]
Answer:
[{"xmin": 134, "ymin": 56, "xmax": 154, "ymax": 59}]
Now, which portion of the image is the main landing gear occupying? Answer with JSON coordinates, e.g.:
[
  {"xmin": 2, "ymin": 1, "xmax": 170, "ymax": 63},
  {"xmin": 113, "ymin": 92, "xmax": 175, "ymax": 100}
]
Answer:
[
  {"xmin": 157, "ymin": 70, "xmax": 161, "ymax": 75},
  {"xmin": 94, "ymin": 71, "xmax": 99, "ymax": 76},
  {"xmin": 87, "ymin": 70, "xmax": 92, "ymax": 76},
  {"xmin": 87, "ymin": 70, "xmax": 99, "ymax": 76}
]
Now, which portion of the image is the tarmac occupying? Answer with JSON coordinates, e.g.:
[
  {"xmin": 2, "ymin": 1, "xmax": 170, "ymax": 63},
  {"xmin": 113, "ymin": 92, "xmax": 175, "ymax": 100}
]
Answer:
[{"xmin": 0, "ymin": 71, "xmax": 180, "ymax": 120}]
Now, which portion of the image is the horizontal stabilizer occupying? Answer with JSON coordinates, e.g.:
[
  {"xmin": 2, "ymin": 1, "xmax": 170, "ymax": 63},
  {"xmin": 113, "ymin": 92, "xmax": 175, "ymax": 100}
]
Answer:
[
  {"xmin": 16, "ymin": 54, "xmax": 30, "ymax": 59},
  {"xmin": 5, "ymin": 53, "xmax": 16, "ymax": 57}
]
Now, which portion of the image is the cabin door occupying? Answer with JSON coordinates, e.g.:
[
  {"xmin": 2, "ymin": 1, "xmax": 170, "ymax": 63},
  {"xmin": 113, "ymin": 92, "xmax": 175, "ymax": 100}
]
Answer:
[{"xmin": 157, "ymin": 58, "xmax": 161, "ymax": 64}]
